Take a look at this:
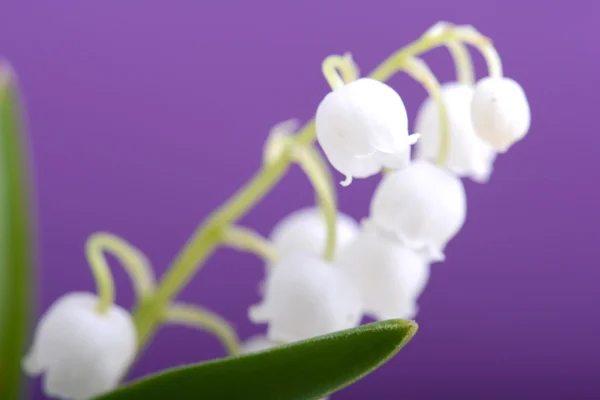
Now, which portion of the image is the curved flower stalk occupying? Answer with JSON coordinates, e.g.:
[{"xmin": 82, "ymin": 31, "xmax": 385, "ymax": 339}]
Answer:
[
  {"xmin": 263, "ymin": 119, "xmax": 340, "ymax": 262},
  {"xmin": 292, "ymin": 144, "xmax": 339, "ymax": 261},
  {"xmin": 162, "ymin": 303, "xmax": 240, "ymax": 355},
  {"xmin": 222, "ymin": 225, "xmax": 279, "ymax": 264},
  {"xmin": 85, "ymin": 232, "xmax": 156, "ymax": 313},
  {"xmin": 446, "ymin": 40, "xmax": 475, "ymax": 86},
  {"xmin": 415, "ymin": 82, "xmax": 496, "ymax": 182}
]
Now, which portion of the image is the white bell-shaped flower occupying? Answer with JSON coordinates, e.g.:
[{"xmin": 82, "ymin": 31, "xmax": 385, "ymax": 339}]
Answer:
[
  {"xmin": 415, "ymin": 82, "xmax": 496, "ymax": 183},
  {"xmin": 370, "ymin": 160, "xmax": 466, "ymax": 261},
  {"xmin": 337, "ymin": 220, "xmax": 430, "ymax": 320},
  {"xmin": 249, "ymin": 255, "xmax": 363, "ymax": 343},
  {"xmin": 23, "ymin": 292, "xmax": 137, "ymax": 400},
  {"xmin": 315, "ymin": 78, "xmax": 420, "ymax": 185},
  {"xmin": 269, "ymin": 207, "xmax": 359, "ymax": 261},
  {"xmin": 471, "ymin": 77, "xmax": 531, "ymax": 152}
]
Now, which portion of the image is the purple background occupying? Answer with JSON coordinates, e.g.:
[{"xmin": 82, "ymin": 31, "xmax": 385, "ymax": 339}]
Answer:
[{"xmin": 1, "ymin": 1, "xmax": 599, "ymax": 399}]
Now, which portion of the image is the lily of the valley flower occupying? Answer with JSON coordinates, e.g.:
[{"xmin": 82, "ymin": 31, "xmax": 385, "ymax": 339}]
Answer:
[
  {"xmin": 415, "ymin": 82, "xmax": 496, "ymax": 183},
  {"xmin": 315, "ymin": 78, "xmax": 420, "ymax": 186},
  {"xmin": 23, "ymin": 292, "xmax": 137, "ymax": 400},
  {"xmin": 337, "ymin": 220, "xmax": 430, "ymax": 320},
  {"xmin": 249, "ymin": 255, "xmax": 363, "ymax": 343},
  {"xmin": 471, "ymin": 77, "xmax": 531, "ymax": 152},
  {"xmin": 269, "ymin": 207, "xmax": 359, "ymax": 262},
  {"xmin": 370, "ymin": 160, "xmax": 466, "ymax": 261}
]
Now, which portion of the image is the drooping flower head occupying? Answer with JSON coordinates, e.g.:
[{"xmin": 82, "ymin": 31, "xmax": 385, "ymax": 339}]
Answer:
[
  {"xmin": 249, "ymin": 255, "xmax": 363, "ymax": 343},
  {"xmin": 337, "ymin": 220, "xmax": 430, "ymax": 321},
  {"xmin": 471, "ymin": 77, "xmax": 531, "ymax": 152},
  {"xmin": 370, "ymin": 160, "xmax": 467, "ymax": 261},
  {"xmin": 23, "ymin": 292, "xmax": 137, "ymax": 400},
  {"xmin": 415, "ymin": 82, "xmax": 496, "ymax": 183},
  {"xmin": 316, "ymin": 78, "xmax": 420, "ymax": 186}
]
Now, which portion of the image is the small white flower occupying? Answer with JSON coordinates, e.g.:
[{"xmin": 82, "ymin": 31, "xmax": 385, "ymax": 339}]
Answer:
[
  {"xmin": 415, "ymin": 82, "xmax": 496, "ymax": 183},
  {"xmin": 471, "ymin": 77, "xmax": 531, "ymax": 152},
  {"xmin": 23, "ymin": 292, "xmax": 137, "ymax": 400},
  {"xmin": 337, "ymin": 220, "xmax": 430, "ymax": 320},
  {"xmin": 269, "ymin": 207, "xmax": 359, "ymax": 261},
  {"xmin": 370, "ymin": 160, "xmax": 466, "ymax": 261},
  {"xmin": 249, "ymin": 255, "xmax": 363, "ymax": 343},
  {"xmin": 315, "ymin": 78, "xmax": 420, "ymax": 185}
]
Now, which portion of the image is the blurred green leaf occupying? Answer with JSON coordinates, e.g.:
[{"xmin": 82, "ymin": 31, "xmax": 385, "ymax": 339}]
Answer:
[
  {"xmin": 0, "ymin": 63, "xmax": 35, "ymax": 399},
  {"xmin": 97, "ymin": 319, "xmax": 418, "ymax": 400}
]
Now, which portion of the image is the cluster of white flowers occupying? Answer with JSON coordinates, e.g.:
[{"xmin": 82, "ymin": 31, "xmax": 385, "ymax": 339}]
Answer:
[
  {"xmin": 21, "ymin": 25, "xmax": 531, "ymax": 400},
  {"xmin": 245, "ymin": 73, "xmax": 529, "ymax": 351}
]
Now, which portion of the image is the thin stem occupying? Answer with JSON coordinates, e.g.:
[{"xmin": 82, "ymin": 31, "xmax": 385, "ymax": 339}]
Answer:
[
  {"xmin": 163, "ymin": 303, "xmax": 240, "ymax": 355},
  {"xmin": 321, "ymin": 54, "xmax": 360, "ymax": 90},
  {"xmin": 454, "ymin": 25, "xmax": 503, "ymax": 78},
  {"xmin": 447, "ymin": 41, "xmax": 474, "ymax": 85},
  {"xmin": 370, "ymin": 21, "xmax": 502, "ymax": 81},
  {"xmin": 133, "ymin": 158, "xmax": 292, "ymax": 347},
  {"xmin": 292, "ymin": 144, "xmax": 337, "ymax": 261},
  {"xmin": 263, "ymin": 119, "xmax": 299, "ymax": 166},
  {"xmin": 222, "ymin": 225, "xmax": 279, "ymax": 263},
  {"xmin": 389, "ymin": 56, "xmax": 450, "ymax": 167},
  {"xmin": 86, "ymin": 232, "xmax": 155, "ymax": 314}
]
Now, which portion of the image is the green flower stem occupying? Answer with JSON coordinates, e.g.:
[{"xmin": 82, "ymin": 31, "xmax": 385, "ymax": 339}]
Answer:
[
  {"xmin": 292, "ymin": 144, "xmax": 337, "ymax": 261},
  {"xmin": 447, "ymin": 40, "xmax": 475, "ymax": 86},
  {"xmin": 394, "ymin": 56, "xmax": 450, "ymax": 167},
  {"xmin": 131, "ymin": 24, "xmax": 499, "ymax": 354},
  {"xmin": 321, "ymin": 54, "xmax": 360, "ymax": 90},
  {"xmin": 163, "ymin": 303, "xmax": 240, "ymax": 355},
  {"xmin": 222, "ymin": 225, "xmax": 279, "ymax": 263},
  {"xmin": 370, "ymin": 22, "xmax": 502, "ymax": 81},
  {"xmin": 86, "ymin": 232, "xmax": 155, "ymax": 314},
  {"xmin": 132, "ymin": 155, "xmax": 295, "ymax": 348}
]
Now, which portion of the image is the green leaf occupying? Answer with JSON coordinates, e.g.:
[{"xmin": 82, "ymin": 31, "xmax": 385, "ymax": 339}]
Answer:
[
  {"xmin": 97, "ymin": 319, "xmax": 418, "ymax": 400},
  {"xmin": 0, "ymin": 63, "xmax": 36, "ymax": 399}
]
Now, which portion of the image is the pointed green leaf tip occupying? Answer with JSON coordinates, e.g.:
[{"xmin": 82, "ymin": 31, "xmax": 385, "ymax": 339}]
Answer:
[
  {"xmin": 97, "ymin": 319, "xmax": 418, "ymax": 400},
  {"xmin": 0, "ymin": 62, "xmax": 36, "ymax": 399}
]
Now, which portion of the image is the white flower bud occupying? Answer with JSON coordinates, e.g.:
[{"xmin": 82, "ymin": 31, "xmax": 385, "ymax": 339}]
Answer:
[
  {"xmin": 249, "ymin": 255, "xmax": 363, "ymax": 343},
  {"xmin": 370, "ymin": 160, "xmax": 466, "ymax": 261},
  {"xmin": 315, "ymin": 78, "xmax": 419, "ymax": 185},
  {"xmin": 337, "ymin": 220, "xmax": 430, "ymax": 320},
  {"xmin": 415, "ymin": 82, "xmax": 496, "ymax": 183},
  {"xmin": 471, "ymin": 77, "xmax": 531, "ymax": 152},
  {"xmin": 23, "ymin": 292, "xmax": 137, "ymax": 400},
  {"xmin": 269, "ymin": 207, "xmax": 359, "ymax": 261}
]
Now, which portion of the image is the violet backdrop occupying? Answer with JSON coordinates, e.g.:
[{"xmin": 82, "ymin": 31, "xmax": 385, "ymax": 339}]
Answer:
[{"xmin": 1, "ymin": 1, "xmax": 598, "ymax": 399}]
